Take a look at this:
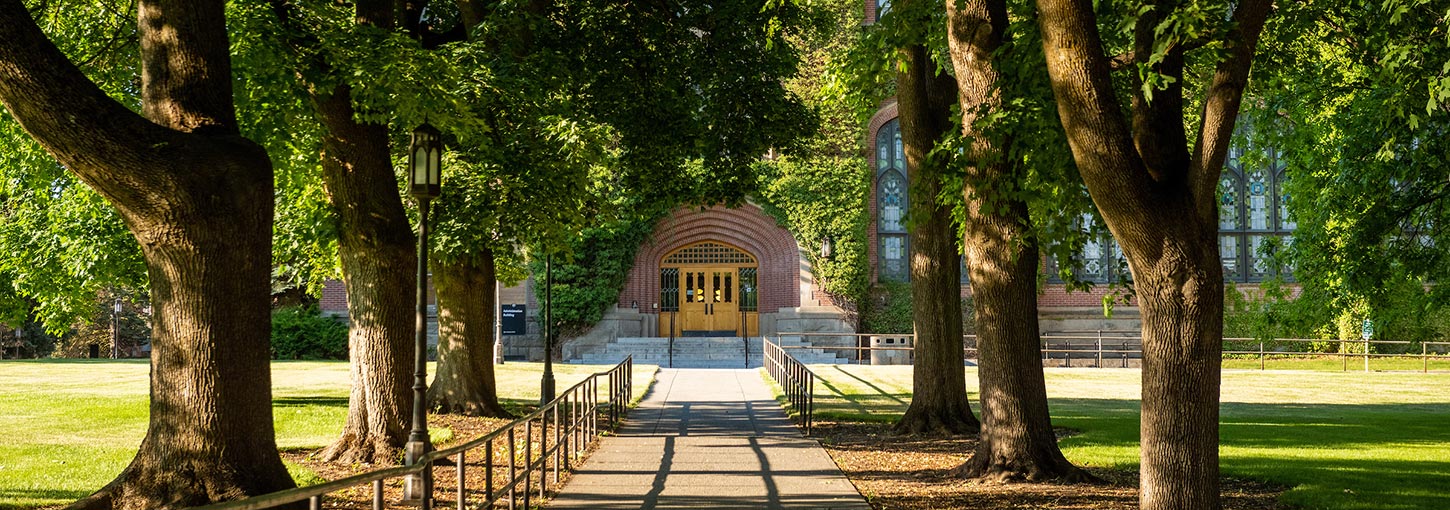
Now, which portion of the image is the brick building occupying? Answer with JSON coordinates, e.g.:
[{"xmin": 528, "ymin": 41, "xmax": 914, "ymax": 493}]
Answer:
[
  {"xmin": 317, "ymin": 0, "xmax": 1299, "ymax": 357},
  {"xmin": 861, "ymin": 0, "xmax": 1295, "ymax": 333}
]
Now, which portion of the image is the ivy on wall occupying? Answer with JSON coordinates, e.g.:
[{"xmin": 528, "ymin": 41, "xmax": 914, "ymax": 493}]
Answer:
[
  {"xmin": 531, "ymin": 216, "xmax": 658, "ymax": 337},
  {"xmin": 756, "ymin": 157, "xmax": 871, "ymax": 310}
]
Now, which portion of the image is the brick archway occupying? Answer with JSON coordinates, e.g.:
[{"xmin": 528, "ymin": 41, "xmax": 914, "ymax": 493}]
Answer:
[{"xmin": 619, "ymin": 204, "xmax": 800, "ymax": 315}]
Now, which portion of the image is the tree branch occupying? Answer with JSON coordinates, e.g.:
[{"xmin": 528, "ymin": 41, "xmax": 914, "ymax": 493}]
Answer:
[
  {"xmin": 1033, "ymin": 0, "xmax": 1160, "ymax": 250},
  {"xmin": 1131, "ymin": 1, "xmax": 1190, "ymax": 186},
  {"xmin": 1190, "ymin": 0, "xmax": 1274, "ymax": 225},
  {"xmin": 0, "ymin": 0, "xmax": 177, "ymax": 207}
]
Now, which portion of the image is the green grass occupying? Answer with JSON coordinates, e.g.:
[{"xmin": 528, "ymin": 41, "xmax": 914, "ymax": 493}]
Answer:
[
  {"xmin": 1221, "ymin": 354, "xmax": 1450, "ymax": 372},
  {"xmin": 0, "ymin": 359, "xmax": 656, "ymax": 510},
  {"xmin": 807, "ymin": 365, "xmax": 1450, "ymax": 510}
]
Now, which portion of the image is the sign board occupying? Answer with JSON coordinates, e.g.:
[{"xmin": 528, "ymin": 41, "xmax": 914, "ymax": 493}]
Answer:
[
  {"xmin": 1361, "ymin": 319, "xmax": 1373, "ymax": 341},
  {"xmin": 501, "ymin": 304, "xmax": 527, "ymax": 335}
]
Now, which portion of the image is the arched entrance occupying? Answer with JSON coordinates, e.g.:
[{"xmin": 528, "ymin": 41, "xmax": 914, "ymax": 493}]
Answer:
[{"xmin": 659, "ymin": 241, "xmax": 760, "ymax": 337}]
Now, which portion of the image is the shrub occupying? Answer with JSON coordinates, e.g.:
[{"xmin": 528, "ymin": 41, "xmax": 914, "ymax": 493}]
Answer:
[{"xmin": 271, "ymin": 305, "xmax": 348, "ymax": 360}]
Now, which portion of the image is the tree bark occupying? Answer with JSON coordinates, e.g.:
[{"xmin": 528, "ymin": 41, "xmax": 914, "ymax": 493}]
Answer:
[
  {"xmin": 892, "ymin": 2, "xmax": 980, "ymax": 435},
  {"xmin": 946, "ymin": 0, "xmax": 1093, "ymax": 482},
  {"xmin": 311, "ymin": 89, "xmax": 417, "ymax": 465},
  {"xmin": 0, "ymin": 1, "xmax": 297, "ymax": 508},
  {"xmin": 429, "ymin": 248, "xmax": 511, "ymax": 417},
  {"xmin": 1032, "ymin": 0, "xmax": 1273, "ymax": 507}
]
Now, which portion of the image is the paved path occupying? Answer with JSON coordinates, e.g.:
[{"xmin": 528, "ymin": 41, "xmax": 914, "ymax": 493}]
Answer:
[{"xmin": 547, "ymin": 368, "xmax": 871, "ymax": 510}]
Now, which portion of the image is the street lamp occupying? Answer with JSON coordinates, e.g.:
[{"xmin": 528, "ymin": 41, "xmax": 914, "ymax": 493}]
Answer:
[
  {"xmin": 820, "ymin": 234, "xmax": 834, "ymax": 259},
  {"xmin": 541, "ymin": 251, "xmax": 556, "ymax": 405},
  {"xmin": 112, "ymin": 296, "xmax": 122, "ymax": 359},
  {"xmin": 404, "ymin": 122, "xmax": 442, "ymax": 503}
]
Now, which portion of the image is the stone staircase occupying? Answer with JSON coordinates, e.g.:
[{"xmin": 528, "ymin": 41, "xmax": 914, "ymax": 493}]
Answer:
[{"xmin": 566, "ymin": 336, "xmax": 852, "ymax": 368}]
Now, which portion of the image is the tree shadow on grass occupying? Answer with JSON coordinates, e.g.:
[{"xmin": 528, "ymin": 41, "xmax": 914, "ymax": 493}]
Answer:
[
  {"xmin": 815, "ymin": 374, "xmax": 1450, "ymax": 510},
  {"xmin": 0, "ymin": 488, "xmax": 90, "ymax": 510},
  {"xmin": 1037, "ymin": 398, "xmax": 1450, "ymax": 510},
  {"xmin": 271, "ymin": 396, "xmax": 348, "ymax": 408}
]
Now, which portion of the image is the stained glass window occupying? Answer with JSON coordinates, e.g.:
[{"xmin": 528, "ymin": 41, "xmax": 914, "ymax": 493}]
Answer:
[
  {"xmin": 1220, "ymin": 235, "xmax": 1240, "ymax": 280},
  {"xmin": 879, "ymin": 171, "xmax": 906, "ymax": 233},
  {"xmin": 881, "ymin": 237, "xmax": 907, "ymax": 282},
  {"xmin": 1218, "ymin": 137, "xmax": 1294, "ymax": 283},
  {"xmin": 1276, "ymin": 169, "xmax": 1295, "ymax": 230},
  {"xmin": 877, "ymin": 118, "xmax": 910, "ymax": 282},
  {"xmin": 1220, "ymin": 173, "xmax": 1240, "ymax": 229}
]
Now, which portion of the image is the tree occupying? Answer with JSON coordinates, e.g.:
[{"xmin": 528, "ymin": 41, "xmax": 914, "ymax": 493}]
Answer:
[
  {"xmin": 890, "ymin": 0, "xmax": 981, "ymax": 435},
  {"xmin": 1031, "ymin": 0, "xmax": 1273, "ymax": 507},
  {"xmin": 0, "ymin": 0, "xmax": 296, "ymax": 507},
  {"xmin": 1250, "ymin": 2, "xmax": 1450, "ymax": 345},
  {"xmin": 946, "ymin": 0, "xmax": 1091, "ymax": 481},
  {"xmin": 234, "ymin": 0, "xmax": 476, "ymax": 464}
]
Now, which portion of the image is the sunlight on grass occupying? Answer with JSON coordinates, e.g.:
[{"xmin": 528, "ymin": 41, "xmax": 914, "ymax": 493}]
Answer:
[
  {"xmin": 0, "ymin": 359, "xmax": 656, "ymax": 509},
  {"xmin": 810, "ymin": 364, "xmax": 1450, "ymax": 510}
]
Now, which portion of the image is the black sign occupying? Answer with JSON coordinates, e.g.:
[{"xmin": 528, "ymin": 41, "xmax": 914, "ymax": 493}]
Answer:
[{"xmin": 501, "ymin": 304, "xmax": 527, "ymax": 335}]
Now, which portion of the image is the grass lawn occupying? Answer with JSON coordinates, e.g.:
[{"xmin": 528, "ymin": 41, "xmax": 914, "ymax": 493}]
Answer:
[
  {"xmin": 1221, "ymin": 354, "xmax": 1450, "ymax": 372},
  {"xmin": 0, "ymin": 359, "xmax": 656, "ymax": 510},
  {"xmin": 809, "ymin": 365, "xmax": 1450, "ymax": 510}
]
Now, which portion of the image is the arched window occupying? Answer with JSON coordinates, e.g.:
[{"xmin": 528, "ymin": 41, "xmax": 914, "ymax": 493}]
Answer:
[
  {"xmin": 1220, "ymin": 142, "xmax": 1294, "ymax": 282},
  {"xmin": 877, "ymin": 119, "xmax": 909, "ymax": 282}
]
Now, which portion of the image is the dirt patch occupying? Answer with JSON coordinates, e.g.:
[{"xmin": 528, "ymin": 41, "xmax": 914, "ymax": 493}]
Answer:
[
  {"xmin": 283, "ymin": 412, "xmax": 602, "ymax": 508},
  {"xmin": 815, "ymin": 422, "xmax": 1286, "ymax": 510}
]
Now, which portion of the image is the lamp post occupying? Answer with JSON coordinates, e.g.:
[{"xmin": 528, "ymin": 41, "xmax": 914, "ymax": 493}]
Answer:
[
  {"xmin": 540, "ymin": 251, "xmax": 556, "ymax": 405},
  {"xmin": 111, "ymin": 296, "xmax": 121, "ymax": 359},
  {"xmin": 404, "ymin": 122, "xmax": 442, "ymax": 503},
  {"xmin": 820, "ymin": 234, "xmax": 834, "ymax": 259}
]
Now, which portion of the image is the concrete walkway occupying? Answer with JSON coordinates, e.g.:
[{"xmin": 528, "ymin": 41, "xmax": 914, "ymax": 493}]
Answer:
[{"xmin": 547, "ymin": 368, "xmax": 871, "ymax": 510}]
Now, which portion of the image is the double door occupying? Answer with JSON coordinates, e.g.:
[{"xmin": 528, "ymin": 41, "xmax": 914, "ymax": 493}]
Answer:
[{"xmin": 679, "ymin": 267, "xmax": 739, "ymax": 334}]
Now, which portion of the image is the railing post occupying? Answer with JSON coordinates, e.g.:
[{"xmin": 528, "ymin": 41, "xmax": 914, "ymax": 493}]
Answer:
[
  {"xmin": 554, "ymin": 399, "xmax": 562, "ymax": 483},
  {"xmin": 1343, "ymin": 340, "xmax": 1349, "ymax": 372},
  {"xmin": 485, "ymin": 438, "xmax": 494, "ymax": 505},
  {"xmin": 1096, "ymin": 330, "xmax": 1103, "ymax": 368},
  {"xmin": 1364, "ymin": 340, "xmax": 1371, "ymax": 372},
  {"xmin": 373, "ymin": 479, "xmax": 384, "ymax": 510},
  {"xmin": 1425, "ymin": 342, "xmax": 1430, "ymax": 373},
  {"xmin": 523, "ymin": 418, "xmax": 532, "ymax": 510},
  {"xmin": 456, "ymin": 451, "xmax": 466, "ymax": 510},
  {"xmin": 423, "ymin": 458, "xmax": 434, "ymax": 510},
  {"xmin": 507, "ymin": 427, "xmax": 516, "ymax": 510}
]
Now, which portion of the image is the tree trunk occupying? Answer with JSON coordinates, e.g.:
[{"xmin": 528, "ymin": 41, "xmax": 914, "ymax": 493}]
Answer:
[
  {"xmin": 892, "ymin": 8, "xmax": 980, "ymax": 434},
  {"xmin": 1032, "ymin": 0, "xmax": 1272, "ymax": 507},
  {"xmin": 311, "ymin": 90, "xmax": 416, "ymax": 465},
  {"xmin": 429, "ymin": 248, "xmax": 511, "ymax": 417},
  {"xmin": 0, "ymin": 1, "xmax": 297, "ymax": 507},
  {"xmin": 1136, "ymin": 221, "xmax": 1225, "ymax": 509},
  {"xmin": 946, "ymin": 0, "xmax": 1093, "ymax": 482}
]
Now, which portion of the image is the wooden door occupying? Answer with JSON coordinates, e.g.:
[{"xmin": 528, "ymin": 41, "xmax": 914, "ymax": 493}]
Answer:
[{"xmin": 676, "ymin": 267, "xmax": 739, "ymax": 335}]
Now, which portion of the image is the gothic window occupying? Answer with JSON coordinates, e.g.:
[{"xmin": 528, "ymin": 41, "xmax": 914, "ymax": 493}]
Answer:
[
  {"xmin": 1218, "ymin": 138, "xmax": 1294, "ymax": 283},
  {"xmin": 877, "ymin": 118, "xmax": 909, "ymax": 282},
  {"xmin": 1046, "ymin": 213, "xmax": 1128, "ymax": 285},
  {"xmin": 879, "ymin": 171, "xmax": 906, "ymax": 232}
]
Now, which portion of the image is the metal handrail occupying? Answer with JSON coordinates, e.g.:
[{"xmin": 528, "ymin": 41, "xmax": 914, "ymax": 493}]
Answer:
[
  {"xmin": 780, "ymin": 333, "xmax": 1450, "ymax": 372},
  {"xmin": 763, "ymin": 337, "xmax": 816, "ymax": 435},
  {"xmin": 186, "ymin": 356, "xmax": 634, "ymax": 510}
]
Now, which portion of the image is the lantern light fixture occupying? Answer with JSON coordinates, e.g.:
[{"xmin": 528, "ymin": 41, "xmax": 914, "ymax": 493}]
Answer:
[{"xmin": 409, "ymin": 123, "xmax": 443, "ymax": 199}]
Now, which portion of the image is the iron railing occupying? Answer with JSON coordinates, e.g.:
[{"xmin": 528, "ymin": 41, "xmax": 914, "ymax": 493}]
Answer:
[
  {"xmin": 185, "ymin": 356, "xmax": 633, "ymax": 510},
  {"xmin": 763, "ymin": 337, "xmax": 816, "ymax": 434},
  {"xmin": 777, "ymin": 332, "xmax": 1450, "ymax": 372}
]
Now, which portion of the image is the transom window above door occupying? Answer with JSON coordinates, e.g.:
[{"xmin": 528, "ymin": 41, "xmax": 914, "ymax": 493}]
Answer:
[{"xmin": 661, "ymin": 242, "xmax": 757, "ymax": 266}]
